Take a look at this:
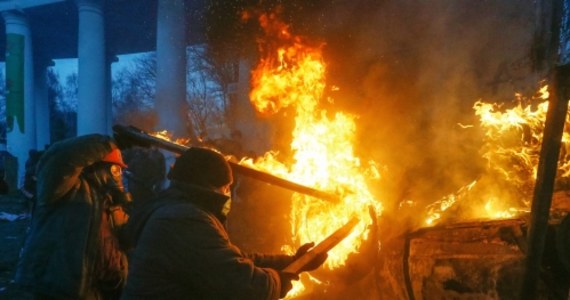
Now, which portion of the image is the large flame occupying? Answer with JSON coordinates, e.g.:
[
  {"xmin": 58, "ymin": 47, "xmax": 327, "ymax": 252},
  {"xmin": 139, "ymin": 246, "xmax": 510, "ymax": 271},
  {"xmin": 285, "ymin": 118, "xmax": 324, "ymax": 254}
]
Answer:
[
  {"xmin": 243, "ymin": 11, "xmax": 382, "ymax": 297},
  {"xmin": 422, "ymin": 84, "xmax": 570, "ymax": 226}
]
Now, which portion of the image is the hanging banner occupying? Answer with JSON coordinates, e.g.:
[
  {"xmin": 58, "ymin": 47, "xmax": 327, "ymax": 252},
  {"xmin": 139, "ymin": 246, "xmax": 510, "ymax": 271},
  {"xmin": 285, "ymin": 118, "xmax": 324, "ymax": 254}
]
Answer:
[{"xmin": 6, "ymin": 33, "xmax": 24, "ymax": 133}]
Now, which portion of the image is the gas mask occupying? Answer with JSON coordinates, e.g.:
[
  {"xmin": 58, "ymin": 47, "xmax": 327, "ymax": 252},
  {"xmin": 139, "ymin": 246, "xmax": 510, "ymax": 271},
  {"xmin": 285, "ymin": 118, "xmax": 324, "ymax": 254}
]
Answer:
[
  {"xmin": 221, "ymin": 191, "xmax": 232, "ymax": 217},
  {"xmin": 108, "ymin": 164, "xmax": 132, "ymax": 206},
  {"xmin": 85, "ymin": 163, "xmax": 132, "ymax": 206}
]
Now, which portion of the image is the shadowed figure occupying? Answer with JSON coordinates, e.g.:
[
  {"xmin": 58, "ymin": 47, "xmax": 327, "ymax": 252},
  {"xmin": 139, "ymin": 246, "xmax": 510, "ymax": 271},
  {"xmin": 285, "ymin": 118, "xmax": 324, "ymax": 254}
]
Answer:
[{"xmin": 122, "ymin": 147, "xmax": 166, "ymax": 208}]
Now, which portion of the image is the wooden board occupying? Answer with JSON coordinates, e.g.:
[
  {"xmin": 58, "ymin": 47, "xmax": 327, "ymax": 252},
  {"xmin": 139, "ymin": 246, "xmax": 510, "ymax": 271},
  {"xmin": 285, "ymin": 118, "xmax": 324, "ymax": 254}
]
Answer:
[{"xmin": 283, "ymin": 217, "xmax": 360, "ymax": 274}]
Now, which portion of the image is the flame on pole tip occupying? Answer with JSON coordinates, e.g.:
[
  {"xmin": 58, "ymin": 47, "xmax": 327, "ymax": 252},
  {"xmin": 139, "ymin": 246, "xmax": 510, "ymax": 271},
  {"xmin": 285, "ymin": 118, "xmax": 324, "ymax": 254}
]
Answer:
[
  {"xmin": 150, "ymin": 130, "xmax": 191, "ymax": 146},
  {"xmin": 244, "ymin": 10, "xmax": 383, "ymax": 297}
]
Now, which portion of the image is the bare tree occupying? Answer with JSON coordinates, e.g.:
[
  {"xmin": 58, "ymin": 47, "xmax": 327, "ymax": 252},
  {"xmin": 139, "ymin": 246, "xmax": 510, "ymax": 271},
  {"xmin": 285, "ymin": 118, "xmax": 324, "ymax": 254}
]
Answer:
[
  {"xmin": 120, "ymin": 53, "xmax": 157, "ymax": 103},
  {"xmin": 111, "ymin": 47, "xmax": 234, "ymax": 140},
  {"xmin": 61, "ymin": 73, "xmax": 78, "ymax": 113},
  {"xmin": 112, "ymin": 54, "xmax": 158, "ymax": 131},
  {"xmin": 49, "ymin": 70, "xmax": 77, "ymax": 140},
  {"xmin": 186, "ymin": 45, "xmax": 232, "ymax": 139}
]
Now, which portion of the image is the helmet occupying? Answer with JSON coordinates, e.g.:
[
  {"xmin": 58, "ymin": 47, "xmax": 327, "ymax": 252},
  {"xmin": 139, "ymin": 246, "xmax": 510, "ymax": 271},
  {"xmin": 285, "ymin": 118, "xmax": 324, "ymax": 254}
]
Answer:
[
  {"xmin": 102, "ymin": 148, "xmax": 128, "ymax": 168},
  {"xmin": 168, "ymin": 147, "xmax": 233, "ymax": 188}
]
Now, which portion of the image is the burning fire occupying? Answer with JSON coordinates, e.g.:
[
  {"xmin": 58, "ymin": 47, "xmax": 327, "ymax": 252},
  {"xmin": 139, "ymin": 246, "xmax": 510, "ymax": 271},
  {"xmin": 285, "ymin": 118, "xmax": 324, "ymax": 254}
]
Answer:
[
  {"xmin": 424, "ymin": 180, "xmax": 477, "ymax": 226},
  {"xmin": 422, "ymin": 84, "xmax": 570, "ymax": 226},
  {"xmin": 242, "ymin": 11, "xmax": 382, "ymax": 297},
  {"xmin": 150, "ymin": 130, "xmax": 191, "ymax": 146}
]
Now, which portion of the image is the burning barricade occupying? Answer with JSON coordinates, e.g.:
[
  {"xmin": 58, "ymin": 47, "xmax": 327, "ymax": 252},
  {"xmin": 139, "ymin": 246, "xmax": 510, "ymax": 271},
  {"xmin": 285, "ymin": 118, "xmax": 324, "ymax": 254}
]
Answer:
[{"xmin": 375, "ymin": 83, "xmax": 570, "ymax": 299}]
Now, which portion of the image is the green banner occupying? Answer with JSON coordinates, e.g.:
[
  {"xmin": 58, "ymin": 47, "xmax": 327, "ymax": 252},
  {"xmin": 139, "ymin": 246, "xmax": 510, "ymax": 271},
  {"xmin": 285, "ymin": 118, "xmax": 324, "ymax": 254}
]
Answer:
[{"xmin": 6, "ymin": 33, "xmax": 24, "ymax": 133}]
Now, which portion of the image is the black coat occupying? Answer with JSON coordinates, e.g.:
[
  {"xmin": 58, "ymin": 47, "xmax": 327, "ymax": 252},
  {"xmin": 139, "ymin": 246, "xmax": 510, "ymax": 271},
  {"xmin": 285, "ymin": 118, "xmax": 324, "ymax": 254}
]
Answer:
[
  {"xmin": 15, "ymin": 134, "xmax": 128, "ymax": 299},
  {"xmin": 122, "ymin": 183, "xmax": 294, "ymax": 300}
]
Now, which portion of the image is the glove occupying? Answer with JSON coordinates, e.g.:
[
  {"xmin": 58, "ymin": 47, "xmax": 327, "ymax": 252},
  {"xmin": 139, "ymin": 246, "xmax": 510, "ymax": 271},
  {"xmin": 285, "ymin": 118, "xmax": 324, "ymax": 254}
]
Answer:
[
  {"xmin": 278, "ymin": 272, "xmax": 299, "ymax": 299},
  {"xmin": 294, "ymin": 242, "xmax": 314, "ymax": 259},
  {"xmin": 301, "ymin": 252, "xmax": 327, "ymax": 272},
  {"xmin": 293, "ymin": 242, "xmax": 328, "ymax": 272}
]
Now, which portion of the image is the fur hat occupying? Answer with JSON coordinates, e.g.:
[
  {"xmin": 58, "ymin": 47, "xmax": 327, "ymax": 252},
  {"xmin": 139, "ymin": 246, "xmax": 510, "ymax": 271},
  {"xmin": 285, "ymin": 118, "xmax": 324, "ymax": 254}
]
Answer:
[{"xmin": 168, "ymin": 147, "xmax": 233, "ymax": 188}]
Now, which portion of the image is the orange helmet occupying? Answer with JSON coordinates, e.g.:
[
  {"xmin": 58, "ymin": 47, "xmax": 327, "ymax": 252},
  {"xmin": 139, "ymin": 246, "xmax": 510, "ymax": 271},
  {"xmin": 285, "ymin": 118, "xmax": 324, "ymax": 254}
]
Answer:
[{"xmin": 102, "ymin": 148, "xmax": 128, "ymax": 168}]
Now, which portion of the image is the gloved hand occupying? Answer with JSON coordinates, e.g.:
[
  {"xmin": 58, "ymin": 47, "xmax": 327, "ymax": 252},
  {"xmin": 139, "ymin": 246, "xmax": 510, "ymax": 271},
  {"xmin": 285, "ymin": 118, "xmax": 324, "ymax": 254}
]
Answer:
[
  {"xmin": 293, "ymin": 242, "xmax": 328, "ymax": 272},
  {"xmin": 278, "ymin": 272, "xmax": 299, "ymax": 299},
  {"xmin": 293, "ymin": 242, "xmax": 314, "ymax": 259}
]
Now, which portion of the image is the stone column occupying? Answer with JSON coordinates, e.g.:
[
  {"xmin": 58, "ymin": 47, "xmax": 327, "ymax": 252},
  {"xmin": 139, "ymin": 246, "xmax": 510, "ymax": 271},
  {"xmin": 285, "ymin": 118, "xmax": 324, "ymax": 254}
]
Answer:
[
  {"xmin": 106, "ymin": 53, "xmax": 118, "ymax": 135},
  {"xmin": 34, "ymin": 55, "xmax": 54, "ymax": 150},
  {"xmin": 3, "ymin": 10, "xmax": 35, "ymax": 187},
  {"xmin": 155, "ymin": 0, "xmax": 190, "ymax": 140},
  {"xmin": 76, "ymin": 0, "xmax": 107, "ymax": 135}
]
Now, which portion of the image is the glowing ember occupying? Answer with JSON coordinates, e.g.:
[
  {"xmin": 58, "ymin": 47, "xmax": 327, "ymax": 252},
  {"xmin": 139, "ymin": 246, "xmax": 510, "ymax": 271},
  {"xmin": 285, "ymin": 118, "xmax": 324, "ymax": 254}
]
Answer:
[
  {"xmin": 245, "ymin": 11, "xmax": 382, "ymax": 297},
  {"xmin": 424, "ymin": 180, "xmax": 477, "ymax": 226},
  {"xmin": 481, "ymin": 198, "xmax": 518, "ymax": 219}
]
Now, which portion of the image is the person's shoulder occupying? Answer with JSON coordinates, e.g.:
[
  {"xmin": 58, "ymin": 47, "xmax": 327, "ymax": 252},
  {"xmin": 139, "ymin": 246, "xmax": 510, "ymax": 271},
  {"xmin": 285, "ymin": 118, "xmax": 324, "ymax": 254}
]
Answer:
[{"xmin": 152, "ymin": 200, "xmax": 208, "ymax": 220}]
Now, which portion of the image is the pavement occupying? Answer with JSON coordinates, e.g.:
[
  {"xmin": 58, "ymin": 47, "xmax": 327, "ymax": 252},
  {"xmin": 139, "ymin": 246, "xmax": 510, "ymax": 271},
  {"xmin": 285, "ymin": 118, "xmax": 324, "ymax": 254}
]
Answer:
[{"xmin": 0, "ymin": 193, "xmax": 33, "ymax": 299}]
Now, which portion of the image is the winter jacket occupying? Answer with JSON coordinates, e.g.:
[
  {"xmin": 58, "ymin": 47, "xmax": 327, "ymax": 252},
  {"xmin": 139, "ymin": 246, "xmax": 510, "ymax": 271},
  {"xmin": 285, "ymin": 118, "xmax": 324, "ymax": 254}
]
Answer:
[
  {"xmin": 122, "ymin": 182, "xmax": 294, "ymax": 300},
  {"xmin": 15, "ymin": 134, "xmax": 128, "ymax": 299}
]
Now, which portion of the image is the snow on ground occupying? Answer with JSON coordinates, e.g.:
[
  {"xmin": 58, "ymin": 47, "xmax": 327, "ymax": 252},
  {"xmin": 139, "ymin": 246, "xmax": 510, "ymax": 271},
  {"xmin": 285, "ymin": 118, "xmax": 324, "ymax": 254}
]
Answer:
[{"xmin": 0, "ymin": 194, "xmax": 32, "ymax": 299}]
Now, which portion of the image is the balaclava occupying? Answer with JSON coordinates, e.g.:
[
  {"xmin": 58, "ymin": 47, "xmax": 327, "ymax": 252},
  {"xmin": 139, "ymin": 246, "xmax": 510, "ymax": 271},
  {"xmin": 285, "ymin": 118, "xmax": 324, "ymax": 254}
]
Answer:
[{"xmin": 168, "ymin": 147, "xmax": 233, "ymax": 218}]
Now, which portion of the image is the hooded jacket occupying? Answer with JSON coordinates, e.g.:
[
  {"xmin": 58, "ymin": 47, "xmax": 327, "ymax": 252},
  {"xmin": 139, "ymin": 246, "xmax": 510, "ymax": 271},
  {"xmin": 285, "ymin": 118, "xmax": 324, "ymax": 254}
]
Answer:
[
  {"xmin": 122, "ymin": 182, "xmax": 294, "ymax": 300},
  {"xmin": 15, "ymin": 134, "xmax": 128, "ymax": 299}
]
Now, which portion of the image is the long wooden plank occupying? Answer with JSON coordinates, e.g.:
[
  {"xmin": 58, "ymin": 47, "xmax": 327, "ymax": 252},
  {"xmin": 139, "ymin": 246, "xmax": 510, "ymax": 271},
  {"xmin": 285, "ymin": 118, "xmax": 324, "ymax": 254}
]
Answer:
[
  {"xmin": 282, "ymin": 217, "xmax": 360, "ymax": 274},
  {"xmin": 112, "ymin": 124, "xmax": 340, "ymax": 202}
]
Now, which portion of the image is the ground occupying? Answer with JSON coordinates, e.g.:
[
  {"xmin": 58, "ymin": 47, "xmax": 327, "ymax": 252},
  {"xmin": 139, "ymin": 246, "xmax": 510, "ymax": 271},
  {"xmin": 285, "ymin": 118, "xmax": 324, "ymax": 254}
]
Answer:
[{"xmin": 0, "ymin": 193, "xmax": 33, "ymax": 299}]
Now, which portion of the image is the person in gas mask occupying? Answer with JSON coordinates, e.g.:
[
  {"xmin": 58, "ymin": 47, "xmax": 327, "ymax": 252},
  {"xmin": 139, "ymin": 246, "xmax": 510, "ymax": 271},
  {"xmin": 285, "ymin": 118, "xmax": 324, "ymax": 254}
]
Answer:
[
  {"xmin": 15, "ymin": 134, "xmax": 132, "ymax": 300},
  {"xmin": 122, "ymin": 147, "xmax": 327, "ymax": 300}
]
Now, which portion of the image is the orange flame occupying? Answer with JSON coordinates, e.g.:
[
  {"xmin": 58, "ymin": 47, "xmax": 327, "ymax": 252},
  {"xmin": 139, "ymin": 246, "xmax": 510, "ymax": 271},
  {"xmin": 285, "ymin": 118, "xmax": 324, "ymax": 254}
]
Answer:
[
  {"xmin": 422, "ymin": 84, "xmax": 570, "ymax": 225},
  {"xmin": 246, "ymin": 11, "xmax": 382, "ymax": 297},
  {"xmin": 150, "ymin": 130, "xmax": 191, "ymax": 146}
]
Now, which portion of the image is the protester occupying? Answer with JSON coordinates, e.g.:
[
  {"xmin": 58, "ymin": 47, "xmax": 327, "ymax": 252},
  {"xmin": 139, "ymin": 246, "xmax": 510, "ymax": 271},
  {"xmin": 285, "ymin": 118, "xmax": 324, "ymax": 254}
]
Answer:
[
  {"xmin": 0, "ymin": 157, "xmax": 8, "ymax": 195},
  {"xmin": 0, "ymin": 146, "xmax": 12, "ymax": 194},
  {"xmin": 15, "ymin": 134, "xmax": 132, "ymax": 299},
  {"xmin": 122, "ymin": 147, "xmax": 327, "ymax": 299},
  {"xmin": 122, "ymin": 147, "xmax": 166, "ymax": 207},
  {"xmin": 20, "ymin": 149, "xmax": 45, "ymax": 214}
]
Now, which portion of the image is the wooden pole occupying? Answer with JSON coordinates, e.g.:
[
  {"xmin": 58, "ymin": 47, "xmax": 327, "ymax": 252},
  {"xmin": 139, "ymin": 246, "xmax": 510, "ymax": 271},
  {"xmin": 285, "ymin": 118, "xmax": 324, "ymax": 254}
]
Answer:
[
  {"xmin": 112, "ymin": 124, "xmax": 340, "ymax": 202},
  {"xmin": 282, "ymin": 217, "xmax": 360, "ymax": 274},
  {"xmin": 521, "ymin": 64, "xmax": 570, "ymax": 299}
]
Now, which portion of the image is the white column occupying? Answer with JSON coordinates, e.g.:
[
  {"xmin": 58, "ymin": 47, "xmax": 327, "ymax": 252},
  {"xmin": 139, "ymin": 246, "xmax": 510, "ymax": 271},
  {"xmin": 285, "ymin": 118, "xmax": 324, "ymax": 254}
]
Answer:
[
  {"xmin": 156, "ymin": 0, "xmax": 191, "ymax": 140},
  {"xmin": 106, "ymin": 54, "xmax": 118, "ymax": 135},
  {"xmin": 34, "ymin": 56, "xmax": 53, "ymax": 149},
  {"xmin": 76, "ymin": 0, "xmax": 107, "ymax": 135},
  {"xmin": 3, "ymin": 10, "xmax": 35, "ymax": 187}
]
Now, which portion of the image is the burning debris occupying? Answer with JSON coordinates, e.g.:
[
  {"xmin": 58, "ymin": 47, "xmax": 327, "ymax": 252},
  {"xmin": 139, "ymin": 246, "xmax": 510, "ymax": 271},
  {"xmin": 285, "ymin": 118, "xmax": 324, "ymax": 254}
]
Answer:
[
  {"xmin": 420, "ymin": 84, "xmax": 570, "ymax": 227},
  {"xmin": 375, "ymin": 75, "xmax": 570, "ymax": 298}
]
